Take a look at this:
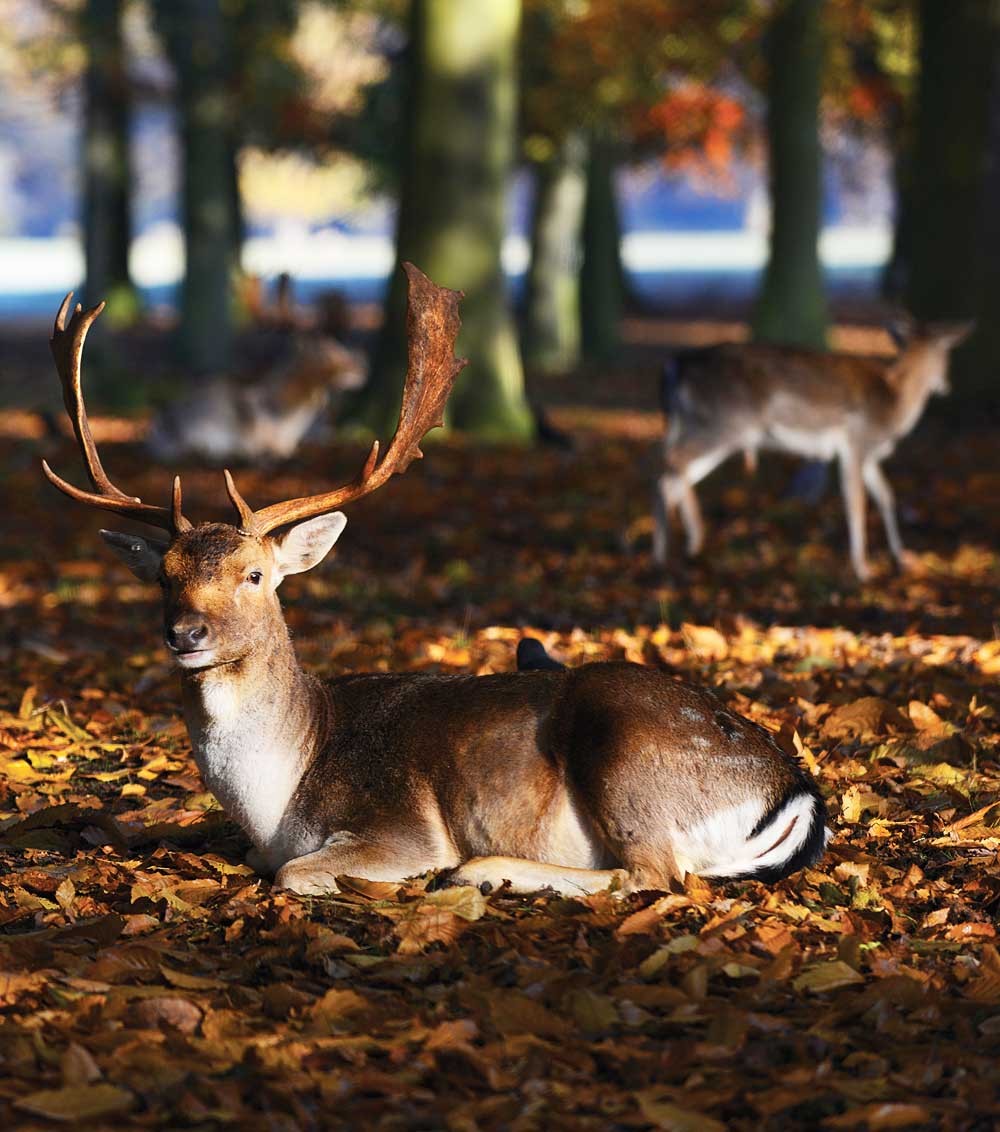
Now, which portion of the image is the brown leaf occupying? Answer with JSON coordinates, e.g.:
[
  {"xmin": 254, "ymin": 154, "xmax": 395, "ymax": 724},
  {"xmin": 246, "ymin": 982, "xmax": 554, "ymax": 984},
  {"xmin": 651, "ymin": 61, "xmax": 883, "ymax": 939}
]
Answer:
[
  {"xmin": 822, "ymin": 697, "xmax": 910, "ymax": 742},
  {"xmin": 490, "ymin": 993, "xmax": 572, "ymax": 1039},
  {"xmin": 60, "ymin": 1043, "xmax": 101, "ymax": 1087},
  {"xmin": 636, "ymin": 1091, "xmax": 727, "ymax": 1132},
  {"xmin": 15, "ymin": 1083, "xmax": 133, "ymax": 1122},
  {"xmin": 129, "ymin": 995, "xmax": 203, "ymax": 1033}
]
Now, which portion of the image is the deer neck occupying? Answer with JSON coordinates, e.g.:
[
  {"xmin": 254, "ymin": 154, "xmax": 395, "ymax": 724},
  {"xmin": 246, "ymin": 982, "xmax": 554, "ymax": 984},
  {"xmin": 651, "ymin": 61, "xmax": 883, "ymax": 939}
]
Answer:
[
  {"xmin": 179, "ymin": 624, "xmax": 327, "ymax": 858},
  {"xmin": 887, "ymin": 348, "xmax": 944, "ymax": 435}
]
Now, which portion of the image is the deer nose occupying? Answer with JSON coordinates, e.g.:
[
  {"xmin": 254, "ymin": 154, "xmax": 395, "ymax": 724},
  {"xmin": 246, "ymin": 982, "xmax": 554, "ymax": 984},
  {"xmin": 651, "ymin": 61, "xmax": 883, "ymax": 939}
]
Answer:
[{"xmin": 167, "ymin": 617, "xmax": 210, "ymax": 653}]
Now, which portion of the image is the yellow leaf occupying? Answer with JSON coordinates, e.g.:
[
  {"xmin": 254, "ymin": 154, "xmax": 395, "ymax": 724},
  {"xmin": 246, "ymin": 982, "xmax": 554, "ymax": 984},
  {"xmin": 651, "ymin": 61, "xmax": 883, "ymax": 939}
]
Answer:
[
  {"xmin": 159, "ymin": 965, "xmax": 225, "ymax": 990},
  {"xmin": 636, "ymin": 1092, "xmax": 727, "ymax": 1132},
  {"xmin": 681, "ymin": 623, "xmax": 728, "ymax": 662},
  {"xmin": 15, "ymin": 1083, "xmax": 133, "ymax": 1122},
  {"xmin": 793, "ymin": 960, "xmax": 865, "ymax": 994},
  {"xmin": 421, "ymin": 885, "xmax": 488, "ymax": 921}
]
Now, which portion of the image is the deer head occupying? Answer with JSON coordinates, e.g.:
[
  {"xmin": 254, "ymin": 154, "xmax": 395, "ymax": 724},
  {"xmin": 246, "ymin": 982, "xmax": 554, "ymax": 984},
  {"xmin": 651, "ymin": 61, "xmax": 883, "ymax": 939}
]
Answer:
[
  {"xmin": 44, "ymin": 263, "xmax": 467, "ymax": 671},
  {"xmin": 888, "ymin": 318, "xmax": 975, "ymax": 397}
]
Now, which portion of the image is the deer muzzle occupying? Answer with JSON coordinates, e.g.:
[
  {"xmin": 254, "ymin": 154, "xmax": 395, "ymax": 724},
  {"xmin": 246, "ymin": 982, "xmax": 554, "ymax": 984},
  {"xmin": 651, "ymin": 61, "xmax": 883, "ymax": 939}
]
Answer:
[{"xmin": 166, "ymin": 614, "xmax": 214, "ymax": 664}]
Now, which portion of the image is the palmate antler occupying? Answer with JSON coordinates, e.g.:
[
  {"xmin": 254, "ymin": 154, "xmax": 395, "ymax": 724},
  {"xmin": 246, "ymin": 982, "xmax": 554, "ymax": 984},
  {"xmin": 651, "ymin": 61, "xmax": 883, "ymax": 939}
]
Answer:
[
  {"xmin": 42, "ymin": 294, "xmax": 191, "ymax": 534},
  {"xmin": 225, "ymin": 262, "xmax": 467, "ymax": 537},
  {"xmin": 42, "ymin": 263, "xmax": 467, "ymax": 539}
]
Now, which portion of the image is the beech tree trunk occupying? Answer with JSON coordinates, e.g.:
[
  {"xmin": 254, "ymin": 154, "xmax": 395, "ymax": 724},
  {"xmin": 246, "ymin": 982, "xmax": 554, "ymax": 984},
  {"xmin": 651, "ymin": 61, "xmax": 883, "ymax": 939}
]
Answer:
[
  {"xmin": 522, "ymin": 133, "xmax": 587, "ymax": 374},
  {"xmin": 579, "ymin": 133, "xmax": 624, "ymax": 363},
  {"xmin": 752, "ymin": 0, "xmax": 828, "ymax": 349},
  {"xmin": 356, "ymin": 0, "xmax": 533, "ymax": 441},
  {"xmin": 81, "ymin": 0, "xmax": 134, "ymax": 316},
  {"xmin": 156, "ymin": 0, "xmax": 237, "ymax": 374}
]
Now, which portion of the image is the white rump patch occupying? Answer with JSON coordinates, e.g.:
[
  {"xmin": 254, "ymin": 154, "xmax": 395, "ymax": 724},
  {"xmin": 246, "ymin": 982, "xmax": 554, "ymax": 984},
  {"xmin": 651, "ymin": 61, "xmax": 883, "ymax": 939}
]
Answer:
[{"xmin": 673, "ymin": 791, "xmax": 821, "ymax": 879}]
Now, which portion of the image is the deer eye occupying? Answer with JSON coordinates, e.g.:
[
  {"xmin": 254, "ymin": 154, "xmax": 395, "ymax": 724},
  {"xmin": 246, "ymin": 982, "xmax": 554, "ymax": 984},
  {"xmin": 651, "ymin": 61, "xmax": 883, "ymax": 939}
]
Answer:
[{"xmin": 247, "ymin": 570, "xmax": 263, "ymax": 586}]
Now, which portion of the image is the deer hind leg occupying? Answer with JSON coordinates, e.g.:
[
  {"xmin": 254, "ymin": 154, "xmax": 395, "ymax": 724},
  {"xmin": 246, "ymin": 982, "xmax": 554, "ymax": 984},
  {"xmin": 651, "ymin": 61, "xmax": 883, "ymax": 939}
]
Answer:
[
  {"xmin": 442, "ymin": 857, "xmax": 628, "ymax": 897},
  {"xmin": 862, "ymin": 459, "xmax": 906, "ymax": 567},
  {"xmin": 273, "ymin": 831, "xmax": 454, "ymax": 896},
  {"xmin": 838, "ymin": 447, "xmax": 870, "ymax": 580}
]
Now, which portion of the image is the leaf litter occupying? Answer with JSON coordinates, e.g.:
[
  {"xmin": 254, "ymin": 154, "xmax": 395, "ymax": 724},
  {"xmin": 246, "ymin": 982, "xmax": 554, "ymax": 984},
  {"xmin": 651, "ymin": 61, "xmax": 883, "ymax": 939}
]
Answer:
[{"xmin": 0, "ymin": 369, "xmax": 998, "ymax": 1129}]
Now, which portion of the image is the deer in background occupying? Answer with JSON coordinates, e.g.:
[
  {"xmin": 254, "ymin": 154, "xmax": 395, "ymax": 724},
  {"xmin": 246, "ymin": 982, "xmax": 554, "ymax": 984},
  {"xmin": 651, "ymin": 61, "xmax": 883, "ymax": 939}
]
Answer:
[
  {"xmin": 652, "ymin": 319, "xmax": 974, "ymax": 580},
  {"xmin": 43, "ymin": 264, "xmax": 827, "ymax": 898},
  {"xmin": 147, "ymin": 333, "xmax": 366, "ymax": 464},
  {"xmin": 150, "ymin": 273, "xmax": 364, "ymax": 464}
]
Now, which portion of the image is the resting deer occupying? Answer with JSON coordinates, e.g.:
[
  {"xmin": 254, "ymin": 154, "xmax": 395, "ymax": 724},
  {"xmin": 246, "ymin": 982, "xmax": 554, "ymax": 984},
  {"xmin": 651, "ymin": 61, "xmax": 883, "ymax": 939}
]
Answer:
[
  {"xmin": 148, "ymin": 333, "xmax": 366, "ymax": 464},
  {"xmin": 652, "ymin": 321, "xmax": 974, "ymax": 580},
  {"xmin": 43, "ymin": 264, "xmax": 827, "ymax": 897}
]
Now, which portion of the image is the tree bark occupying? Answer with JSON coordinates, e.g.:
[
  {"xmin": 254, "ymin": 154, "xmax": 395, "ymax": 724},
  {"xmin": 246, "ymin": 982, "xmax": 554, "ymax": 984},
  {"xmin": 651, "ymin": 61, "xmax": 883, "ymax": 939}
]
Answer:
[
  {"xmin": 355, "ymin": 0, "xmax": 533, "ymax": 441},
  {"xmin": 81, "ymin": 0, "xmax": 134, "ymax": 315},
  {"xmin": 157, "ymin": 0, "xmax": 237, "ymax": 374},
  {"xmin": 579, "ymin": 132, "xmax": 624, "ymax": 363},
  {"xmin": 905, "ymin": 0, "xmax": 994, "ymax": 321},
  {"xmin": 751, "ymin": 0, "xmax": 828, "ymax": 349},
  {"xmin": 522, "ymin": 133, "xmax": 587, "ymax": 374}
]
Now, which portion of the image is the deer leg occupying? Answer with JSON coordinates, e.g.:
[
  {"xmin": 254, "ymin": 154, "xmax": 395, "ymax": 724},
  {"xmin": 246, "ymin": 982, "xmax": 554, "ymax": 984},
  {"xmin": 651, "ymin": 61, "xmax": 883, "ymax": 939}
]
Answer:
[
  {"xmin": 443, "ymin": 856, "xmax": 628, "ymax": 897},
  {"xmin": 838, "ymin": 448, "xmax": 870, "ymax": 580},
  {"xmin": 651, "ymin": 474, "xmax": 674, "ymax": 564},
  {"xmin": 862, "ymin": 460, "xmax": 905, "ymax": 566},
  {"xmin": 273, "ymin": 832, "xmax": 453, "ymax": 896}
]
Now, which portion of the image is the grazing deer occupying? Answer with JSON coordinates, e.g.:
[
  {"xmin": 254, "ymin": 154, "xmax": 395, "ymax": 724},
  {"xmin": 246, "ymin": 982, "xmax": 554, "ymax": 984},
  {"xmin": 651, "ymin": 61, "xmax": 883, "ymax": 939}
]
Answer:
[
  {"xmin": 148, "ymin": 333, "xmax": 366, "ymax": 464},
  {"xmin": 43, "ymin": 264, "xmax": 827, "ymax": 897},
  {"xmin": 652, "ymin": 321, "xmax": 974, "ymax": 580}
]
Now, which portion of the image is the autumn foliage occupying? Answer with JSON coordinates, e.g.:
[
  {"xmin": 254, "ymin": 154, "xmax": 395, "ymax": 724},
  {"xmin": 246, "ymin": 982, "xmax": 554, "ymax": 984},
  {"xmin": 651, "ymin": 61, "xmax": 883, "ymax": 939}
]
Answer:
[{"xmin": 1, "ymin": 322, "xmax": 999, "ymax": 1129}]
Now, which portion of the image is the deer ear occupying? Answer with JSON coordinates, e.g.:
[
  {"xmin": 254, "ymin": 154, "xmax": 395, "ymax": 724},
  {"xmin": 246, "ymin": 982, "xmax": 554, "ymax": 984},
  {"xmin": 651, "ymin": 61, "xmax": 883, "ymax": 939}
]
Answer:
[
  {"xmin": 100, "ymin": 530, "xmax": 167, "ymax": 582},
  {"xmin": 271, "ymin": 513, "xmax": 347, "ymax": 580}
]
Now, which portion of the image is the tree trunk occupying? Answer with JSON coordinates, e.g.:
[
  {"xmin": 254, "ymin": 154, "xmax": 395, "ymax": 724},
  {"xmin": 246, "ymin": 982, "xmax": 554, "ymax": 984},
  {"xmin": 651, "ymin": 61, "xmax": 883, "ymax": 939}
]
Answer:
[
  {"xmin": 579, "ymin": 132, "xmax": 624, "ymax": 363},
  {"xmin": 906, "ymin": 0, "xmax": 993, "ymax": 322},
  {"xmin": 157, "ymin": 0, "xmax": 237, "ymax": 374},
  {"xmin": 751, "ymin": 0, "xmax": 828, "ymax": 349},
  {"xmin": 81, "ymin": 0, "xmax": 135, "ymax": 316},
  {"xmin": 355, "ymin": 0, "xmax": 533, "ymax": 441},
  {"xmin": 952, "ymin": 4, "xmax": 1000, "ymax": 408},
  {"xmin": 522, "ymin": 133, "xmax": 587, "ymax": 375}
]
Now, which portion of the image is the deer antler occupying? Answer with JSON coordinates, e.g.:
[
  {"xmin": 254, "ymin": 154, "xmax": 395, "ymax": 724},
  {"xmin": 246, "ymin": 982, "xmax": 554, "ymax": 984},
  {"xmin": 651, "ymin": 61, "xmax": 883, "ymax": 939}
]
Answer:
[
  {"xmin": 226, "ymin": 262, "xmax": 467, "ymax": 538},
  {"xmin": 41, "ymin": 294, "xmax": 191, "ymax": 534}
]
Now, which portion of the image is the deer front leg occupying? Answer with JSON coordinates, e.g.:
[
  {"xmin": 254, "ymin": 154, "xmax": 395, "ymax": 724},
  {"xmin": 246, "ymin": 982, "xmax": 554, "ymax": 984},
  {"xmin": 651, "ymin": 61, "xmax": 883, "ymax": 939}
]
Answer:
[
  {"xmin": 862, "ymin": 459, "xmax": 906, "ymax": 567},
  {"xmin": 838, "ymin": 448, "xmax": 870, "ymax": 580},
  {"xmin": 274, "ymin": 832, "xmax": 450, "ymax": 896}
]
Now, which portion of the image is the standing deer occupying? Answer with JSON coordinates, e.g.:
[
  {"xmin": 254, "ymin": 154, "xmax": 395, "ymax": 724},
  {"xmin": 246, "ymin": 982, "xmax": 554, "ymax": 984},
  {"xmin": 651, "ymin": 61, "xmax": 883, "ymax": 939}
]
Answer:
[
  {"xmin": 43, "ymin": 264, "xmax": 827, "ymax": 897},
  {"xmin": 652, "ymin": 321, "xmax": 974, "ymax": 580}
]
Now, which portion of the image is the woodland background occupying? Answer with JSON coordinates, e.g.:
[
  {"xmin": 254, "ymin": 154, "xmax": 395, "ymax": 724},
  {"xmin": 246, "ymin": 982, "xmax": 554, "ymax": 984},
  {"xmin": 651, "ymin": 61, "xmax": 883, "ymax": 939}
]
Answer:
[{"xmin": 0, "ymin": 2, "xmax": 999, "ymax": 1130}]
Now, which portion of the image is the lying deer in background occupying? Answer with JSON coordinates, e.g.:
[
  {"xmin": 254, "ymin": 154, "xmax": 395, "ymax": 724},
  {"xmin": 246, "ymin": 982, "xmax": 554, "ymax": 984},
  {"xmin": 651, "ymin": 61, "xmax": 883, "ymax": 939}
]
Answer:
[
  {"xmin": 43, "ymin": 264, "xmax": 827, "ymax": 897},
  {"xmin": 148, "ymin": 332, "xmax": 366, "ymax": 464},
  {"xmin": 652, "ymin": 320, "xmax": 974, "ymax": 580}
]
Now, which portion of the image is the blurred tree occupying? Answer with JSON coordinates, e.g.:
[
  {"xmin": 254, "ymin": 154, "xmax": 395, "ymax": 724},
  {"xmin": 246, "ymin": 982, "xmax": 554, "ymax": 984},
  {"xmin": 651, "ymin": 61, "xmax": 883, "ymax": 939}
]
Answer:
[
  {"xmin": 519, "ymin": 0, "xmax": 749, "ymax": 369},
  {"xmin": 579, "ymin": 131, "xmax": 625, "ymax": 363},
  {"xmin": 905, "ymin": 0, "xmax": 992, "ymax": 321},
  {"xmin": 154, "ymin": 0, "xmax": 237, "ymax": 374},
  {"xmin": 354, "ymin": 0, "xmax": 534, "ymax": 441},
  {"xmin": 81, "ymin": 0, "xmax": 137, "ymax": 322},
  {"xmin": 904, "ymin": 0, "xmax": 998, "ymax": 408},
  {"xmin": 522, "ymin": 132, "xmax": 587, "ymax": 374},
  {"xmin": 752, "ymin": 0, "xmax": 828, "ymax": 349}
]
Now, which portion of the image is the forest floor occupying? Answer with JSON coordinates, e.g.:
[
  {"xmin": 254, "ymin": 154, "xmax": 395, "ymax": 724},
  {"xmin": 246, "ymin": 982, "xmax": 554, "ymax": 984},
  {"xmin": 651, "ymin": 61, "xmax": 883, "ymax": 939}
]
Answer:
[{"xmin": 0, "ymin": 314, "xmax": 998, "ymax": 1130}]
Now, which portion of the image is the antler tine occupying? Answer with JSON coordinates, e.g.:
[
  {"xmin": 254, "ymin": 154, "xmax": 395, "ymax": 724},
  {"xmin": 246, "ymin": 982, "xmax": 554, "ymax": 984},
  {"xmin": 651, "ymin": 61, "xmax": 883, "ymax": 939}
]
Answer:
[
  {"xmin": 233, "ymin": 263, "xmax": 467, "ymax": 538},
  {"xmin": 42, "ymin": 292, "xmax": 187, "ymax": 534}
]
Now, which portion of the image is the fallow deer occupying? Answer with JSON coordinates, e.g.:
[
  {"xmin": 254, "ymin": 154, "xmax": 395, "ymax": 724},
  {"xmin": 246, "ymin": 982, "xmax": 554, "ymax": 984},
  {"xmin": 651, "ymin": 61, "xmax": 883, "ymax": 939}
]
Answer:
[
  {"xmin": 147, "ymin": 332, "xmax": 365, "ymax": 464},
  {"xmin": 652, "ymin": 321, "xmax": 974, "ymax": 580},
  {"xmin": 43, "ymin": 264, "xmax": 827, "ymax": 897}
]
